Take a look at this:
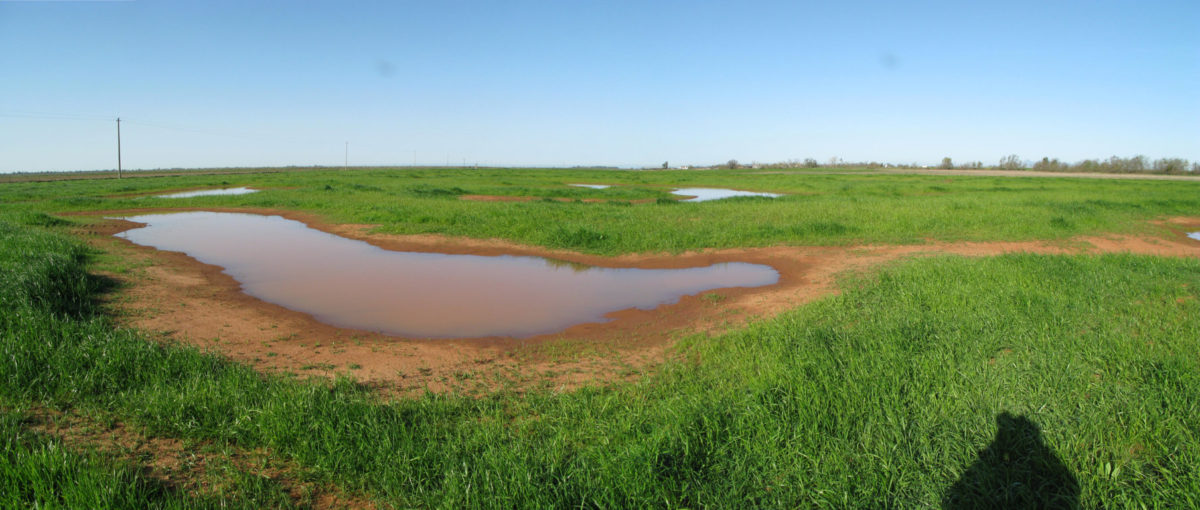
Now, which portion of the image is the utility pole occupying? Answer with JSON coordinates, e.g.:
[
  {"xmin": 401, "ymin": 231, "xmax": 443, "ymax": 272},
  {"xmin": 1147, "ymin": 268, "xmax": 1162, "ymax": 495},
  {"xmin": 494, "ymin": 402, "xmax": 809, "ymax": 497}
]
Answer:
[
  {"xmin": 344, "ymin": 141, "xmax": 348, "ymax": 171},
  {"xmin": 116, "ymin": 117, "xmax": 122, "ymax": 179}
]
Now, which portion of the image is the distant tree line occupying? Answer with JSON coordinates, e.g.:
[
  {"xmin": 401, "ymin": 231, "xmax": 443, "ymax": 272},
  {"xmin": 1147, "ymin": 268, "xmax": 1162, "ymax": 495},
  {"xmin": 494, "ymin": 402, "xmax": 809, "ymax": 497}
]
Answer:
[
  {"xmin": 1028, "ymin": 155, "xmax": 1196, "ymax": 174},
  {"xmin": 692, "ymin": 154, "xmax": 1197, "ymax": 174},
  {"xmin": 977, "ymin": 154, "xmax": 1196, "ymax": 174}
]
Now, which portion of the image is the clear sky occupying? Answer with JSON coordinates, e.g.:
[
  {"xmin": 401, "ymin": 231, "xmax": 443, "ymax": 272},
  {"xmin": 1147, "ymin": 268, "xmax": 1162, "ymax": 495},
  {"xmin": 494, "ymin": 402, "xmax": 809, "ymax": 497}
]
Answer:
[{"xmin": 1, "ymin": 0, "xmax": 1197, "ymax": 172}]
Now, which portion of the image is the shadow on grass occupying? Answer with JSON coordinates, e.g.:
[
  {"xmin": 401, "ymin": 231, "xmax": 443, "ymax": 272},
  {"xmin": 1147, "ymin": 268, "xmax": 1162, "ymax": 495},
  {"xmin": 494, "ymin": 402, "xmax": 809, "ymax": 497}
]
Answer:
[{"xmin": 943, "ymin": 412, "xmax": 1079, "ymax": 509}]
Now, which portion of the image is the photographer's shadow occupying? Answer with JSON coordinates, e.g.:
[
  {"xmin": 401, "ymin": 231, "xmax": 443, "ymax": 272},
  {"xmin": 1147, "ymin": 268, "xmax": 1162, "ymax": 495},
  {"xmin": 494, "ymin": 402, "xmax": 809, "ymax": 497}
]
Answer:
[{"xmin": 943, "ymin": 412, "xmax": 1079, "ymax": 509}]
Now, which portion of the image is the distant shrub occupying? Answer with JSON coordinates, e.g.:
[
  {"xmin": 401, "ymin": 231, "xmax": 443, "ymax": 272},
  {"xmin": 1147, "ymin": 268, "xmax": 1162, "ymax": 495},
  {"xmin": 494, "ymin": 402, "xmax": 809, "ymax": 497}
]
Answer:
[
  {"xmin": 407, "ymin": 185, "xmax": 468, "ymax": 197},
  {"xmin": 998, "ymin": 155, "xmax": 1024, "ymax": 170},
  {"xmin": 1050, "ymin": 216, "xmax": 1074, "ymax": 229},
  {"xmin": 548, "ymin": 226, "xmax": 612, "ymax": 251},
  {"xmin": 16, "ymin": 212, "xmax": 70, "ymax": 228},
  {"xmin": 1033, "ymin": 157, "xmax": 1070, "ymax": 172},
  {"xmin": 792, "ymin": 221, "xmax": 853, "ymax": 236},
  {"xmin": 1153, "ymin": 158, "xmax": 1189, "ymax": 174}
]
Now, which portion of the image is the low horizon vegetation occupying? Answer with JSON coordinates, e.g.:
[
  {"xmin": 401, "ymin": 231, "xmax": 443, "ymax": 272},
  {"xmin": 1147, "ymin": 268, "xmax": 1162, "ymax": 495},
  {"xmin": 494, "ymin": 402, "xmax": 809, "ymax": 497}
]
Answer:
[
  {"xmin": 3, "ymin": 152, "xmax": 1197, "ymax": 177},
  {"xmin": 714, "ymin": 153, "xmax": 1198, "ymax": 173}
]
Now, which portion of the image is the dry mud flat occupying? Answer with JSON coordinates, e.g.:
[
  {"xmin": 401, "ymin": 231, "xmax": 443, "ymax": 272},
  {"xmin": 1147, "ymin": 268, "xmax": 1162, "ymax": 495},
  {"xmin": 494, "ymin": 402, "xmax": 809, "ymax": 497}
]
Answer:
[{"xmin": 79, "ymin": 210, "xmax": 1200, "ymax": 395}]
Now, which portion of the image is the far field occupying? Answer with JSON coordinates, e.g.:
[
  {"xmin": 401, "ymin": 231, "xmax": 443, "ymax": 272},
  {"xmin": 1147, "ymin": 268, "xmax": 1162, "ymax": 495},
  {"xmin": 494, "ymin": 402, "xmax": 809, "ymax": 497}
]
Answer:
[{"xmin": 1, "ymin": 167, "xmax": 1198, "ymax": 508}]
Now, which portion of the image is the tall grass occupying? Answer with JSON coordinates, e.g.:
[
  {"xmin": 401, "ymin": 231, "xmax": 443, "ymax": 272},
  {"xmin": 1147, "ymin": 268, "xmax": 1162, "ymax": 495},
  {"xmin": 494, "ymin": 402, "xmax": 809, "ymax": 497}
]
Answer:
[{"xmin": 1, "ymin": 215, "xmax": 1197, "ymax": 506}]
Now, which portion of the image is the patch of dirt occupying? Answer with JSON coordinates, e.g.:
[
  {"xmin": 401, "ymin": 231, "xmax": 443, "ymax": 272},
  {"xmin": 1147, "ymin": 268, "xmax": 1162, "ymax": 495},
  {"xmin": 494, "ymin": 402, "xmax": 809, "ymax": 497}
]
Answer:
[
  {"xmin": 19, "ymin": 406, "xmax": 373, "ymax": 509},
  {"xmin": 69, "ymin": 208, "xmax": 1200, "ymax": 395}
]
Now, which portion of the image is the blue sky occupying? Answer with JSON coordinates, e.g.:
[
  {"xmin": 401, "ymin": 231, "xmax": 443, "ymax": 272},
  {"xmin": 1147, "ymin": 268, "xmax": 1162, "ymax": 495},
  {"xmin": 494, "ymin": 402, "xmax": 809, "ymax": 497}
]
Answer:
[{"xmin": 1, "ymin": 0, "xmax": 1197, "ymax": 172}]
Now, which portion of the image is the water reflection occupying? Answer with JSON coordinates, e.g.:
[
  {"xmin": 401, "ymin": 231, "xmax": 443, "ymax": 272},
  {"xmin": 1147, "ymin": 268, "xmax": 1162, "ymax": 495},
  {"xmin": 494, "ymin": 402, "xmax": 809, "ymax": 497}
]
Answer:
[
  {"xmin": 156, "ymin": 187, "xmax": 258, "ymax": 198},
  {"xmin": 670, "ymin": 188, "xmax": 781, "ymax": 202},
  {"xmin": 115, "ymin": 212, "xmax": 779, "ymax": 338}
]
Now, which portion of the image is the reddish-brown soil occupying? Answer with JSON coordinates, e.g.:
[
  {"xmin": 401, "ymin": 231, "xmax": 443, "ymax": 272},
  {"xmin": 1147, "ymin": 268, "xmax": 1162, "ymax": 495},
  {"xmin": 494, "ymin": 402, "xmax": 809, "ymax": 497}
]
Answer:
[{"xmin": 71, "ymin": 209, "xmax": 1200, "ymax": 395}]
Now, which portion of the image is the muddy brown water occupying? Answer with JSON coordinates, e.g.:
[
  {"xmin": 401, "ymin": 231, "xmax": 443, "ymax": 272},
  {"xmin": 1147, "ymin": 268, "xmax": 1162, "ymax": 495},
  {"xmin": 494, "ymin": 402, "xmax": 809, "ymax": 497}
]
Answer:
[
  {"xmin": 115, "ymin": 212, "xmax": 780, "ymax": 338},
  {"xmin": 156, "ymin": 187, "xmax": 258, "ymax": 198}
]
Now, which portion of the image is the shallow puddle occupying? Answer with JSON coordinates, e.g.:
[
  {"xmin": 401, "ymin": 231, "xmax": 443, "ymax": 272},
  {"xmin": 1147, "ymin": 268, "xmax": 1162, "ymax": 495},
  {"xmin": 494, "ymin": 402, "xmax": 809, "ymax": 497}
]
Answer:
[
  {"xmin": 115, "ymin": 212, "xmax": 779, "ymax": 338},
  {"xmin": 569, "ymin": 184, "xmax": 611, "ymax": 189},
  {"xmin": 671, "ymin": 188, "xmax": 781, "ymax": 202},
  {"xmin": 156, "ymin": 187, "xmax": 258, "ymax": 198},
  {"xmin": 1190, "ymin": 232, "xmax": 1200, "ymax": 241}
]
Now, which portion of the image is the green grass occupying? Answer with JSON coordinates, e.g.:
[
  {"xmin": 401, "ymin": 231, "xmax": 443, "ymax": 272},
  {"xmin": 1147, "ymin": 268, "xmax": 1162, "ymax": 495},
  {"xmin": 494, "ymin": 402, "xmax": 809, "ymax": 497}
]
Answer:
[
  {"xmin": 0, "ymin": 407, "xmax": 299, "ymax": 509},
  {"xmin": 3, "ymin": 167, "xmax": 1199, "ymax": 254},
  {"xmin": 1, "ymin": 212, "xmax": 1197, "ymax": 506}
]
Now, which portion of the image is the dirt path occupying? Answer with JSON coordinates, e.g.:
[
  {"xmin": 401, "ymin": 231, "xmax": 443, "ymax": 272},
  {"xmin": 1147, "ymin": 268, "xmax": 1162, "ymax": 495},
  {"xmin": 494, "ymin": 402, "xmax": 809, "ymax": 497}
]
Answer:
[{"xmin": 73, "ymin": 210, "xmax": 1200, "ymax": 395}]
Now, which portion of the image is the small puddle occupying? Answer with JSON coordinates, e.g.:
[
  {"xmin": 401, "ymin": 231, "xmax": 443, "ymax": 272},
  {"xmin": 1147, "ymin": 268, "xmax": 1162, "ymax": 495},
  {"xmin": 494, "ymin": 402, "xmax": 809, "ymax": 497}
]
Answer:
[
  {"xmin": 115, "ymin": 212, "xmax": 779, "ymax": 338},
  {"xmin": 1189, "ymin": 232, "xmax": 1200, "ymax": 242},
  {"xmin": 671, "ymin": 188, "xmax": 781, "ymax": 202},
  {"xmin": 569, "ymin": 184, "xmax": 611, "ymax": 189},
  {"xmin": 156, "ymin": 187, "xmax": 258, "ymax": 198}
]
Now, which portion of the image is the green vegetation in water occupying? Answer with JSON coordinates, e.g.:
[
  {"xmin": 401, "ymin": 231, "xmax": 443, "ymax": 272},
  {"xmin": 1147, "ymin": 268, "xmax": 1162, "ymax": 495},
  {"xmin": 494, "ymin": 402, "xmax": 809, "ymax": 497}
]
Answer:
[
  {"xmin": 1, "ymin": 215, "xmax": 1197, "ymax": 507},
  {"xmin": 2, "ymin": 167, "xmax": 1198, "ymax": 254}
]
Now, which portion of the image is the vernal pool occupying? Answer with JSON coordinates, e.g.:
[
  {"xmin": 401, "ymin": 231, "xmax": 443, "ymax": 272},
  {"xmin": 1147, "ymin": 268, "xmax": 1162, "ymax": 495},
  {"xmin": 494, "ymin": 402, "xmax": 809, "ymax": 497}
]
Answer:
[
  {"xmin": 115, "ymin": 212, "xmax": 779, "ymax": 338},
  {"xmin": 671, "ymin": 188, "xmax": 782, "ymax": 202},
  {"xmin": 156, "ymin": 187, "xmax": 258, "ymax": 198}
]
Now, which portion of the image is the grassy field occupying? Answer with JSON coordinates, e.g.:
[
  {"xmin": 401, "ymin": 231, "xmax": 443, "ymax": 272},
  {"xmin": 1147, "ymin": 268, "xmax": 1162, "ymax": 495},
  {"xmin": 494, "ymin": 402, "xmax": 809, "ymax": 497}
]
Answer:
[
  {"xmin": 1, "ymin": 167, "xmax": 1198, "ymax": 507},
  {"xmin": 4, "ymin": 167, "xmax": 1200, "ymax": 253}
]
